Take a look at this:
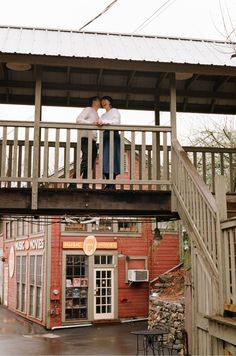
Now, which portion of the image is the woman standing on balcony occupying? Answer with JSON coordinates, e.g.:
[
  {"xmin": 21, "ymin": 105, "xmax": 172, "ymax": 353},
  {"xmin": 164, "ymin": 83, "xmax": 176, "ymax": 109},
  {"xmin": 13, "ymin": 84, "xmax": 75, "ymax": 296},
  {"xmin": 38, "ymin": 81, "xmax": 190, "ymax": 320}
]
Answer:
[{"xmin": 98, "ymin": 96, "xmax": 121, "ymax": 190}]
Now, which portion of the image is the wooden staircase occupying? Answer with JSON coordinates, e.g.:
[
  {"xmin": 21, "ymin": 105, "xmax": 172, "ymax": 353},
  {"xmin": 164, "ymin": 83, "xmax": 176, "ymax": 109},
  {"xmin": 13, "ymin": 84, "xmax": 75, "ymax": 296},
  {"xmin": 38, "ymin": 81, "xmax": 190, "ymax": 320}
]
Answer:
[{"xmin": 172, "ymin": 139, "xmax": 236, "ymax": 356}]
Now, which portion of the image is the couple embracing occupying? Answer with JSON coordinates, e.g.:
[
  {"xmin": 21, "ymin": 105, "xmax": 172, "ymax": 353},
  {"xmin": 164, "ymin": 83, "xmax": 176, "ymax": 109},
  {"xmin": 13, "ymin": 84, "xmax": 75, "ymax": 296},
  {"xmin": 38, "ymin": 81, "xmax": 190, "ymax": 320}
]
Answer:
[{"xmin": 74, "ymin": 96, "xmax": 120, "ymax": 190}]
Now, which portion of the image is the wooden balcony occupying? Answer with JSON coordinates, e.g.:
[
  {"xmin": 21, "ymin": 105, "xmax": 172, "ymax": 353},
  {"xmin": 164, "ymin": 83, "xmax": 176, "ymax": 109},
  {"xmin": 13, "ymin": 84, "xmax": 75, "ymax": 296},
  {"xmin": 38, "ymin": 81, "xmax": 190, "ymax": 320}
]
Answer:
[
  {"xmin": 0, "ymin": 121, "xmax": 175, "ymax": 216},
  {"xmin": 1, "ymin": 120, "xmax": 236, "ymax": 216}
]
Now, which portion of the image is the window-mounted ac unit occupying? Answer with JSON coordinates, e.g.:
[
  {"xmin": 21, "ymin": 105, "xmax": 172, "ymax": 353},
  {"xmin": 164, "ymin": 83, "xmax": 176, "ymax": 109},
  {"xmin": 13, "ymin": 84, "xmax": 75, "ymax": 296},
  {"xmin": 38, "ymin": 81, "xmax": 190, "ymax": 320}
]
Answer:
[{"xmin": 128, "ymin": 269, "xmax": 149, "ymax": 282}]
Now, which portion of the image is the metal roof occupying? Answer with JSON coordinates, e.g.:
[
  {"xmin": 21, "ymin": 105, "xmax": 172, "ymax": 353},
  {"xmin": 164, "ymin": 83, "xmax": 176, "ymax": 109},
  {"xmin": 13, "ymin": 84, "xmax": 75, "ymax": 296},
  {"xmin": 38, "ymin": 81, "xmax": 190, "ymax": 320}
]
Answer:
[
  {"xmin": 0, "ymin": 26, "xmax": 235, "ymax": 67},
  {"xmin": 0, "ymin": 26, "xmax": 236, "ymax": 114}
]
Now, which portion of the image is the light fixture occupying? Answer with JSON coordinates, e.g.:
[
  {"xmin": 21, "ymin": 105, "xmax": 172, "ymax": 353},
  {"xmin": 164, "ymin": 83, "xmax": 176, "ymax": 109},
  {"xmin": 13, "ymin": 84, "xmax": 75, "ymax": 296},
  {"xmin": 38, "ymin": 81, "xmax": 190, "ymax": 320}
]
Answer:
[
  {"xmin": 6, "ymin": 62, "xmax": 32, "ymax": 71},
  {"xmin": 153, "ymin": 219, "xmax": 162, "ymax": 242},
  {"xmin": 175, "ymin": 72, "xmax": 193, "ymax": 80}
]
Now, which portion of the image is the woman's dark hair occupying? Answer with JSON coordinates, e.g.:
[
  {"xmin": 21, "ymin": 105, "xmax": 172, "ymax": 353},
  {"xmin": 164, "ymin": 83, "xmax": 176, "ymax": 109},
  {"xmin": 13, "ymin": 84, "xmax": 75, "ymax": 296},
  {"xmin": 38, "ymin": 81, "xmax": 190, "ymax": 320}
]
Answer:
[
  {"xmin": 101, "ymin": 96, "xmax": 113, "ymax": 107},
  {"xmin": 88, "ymin": 96, "xmax": 100, "ymax": 106}
]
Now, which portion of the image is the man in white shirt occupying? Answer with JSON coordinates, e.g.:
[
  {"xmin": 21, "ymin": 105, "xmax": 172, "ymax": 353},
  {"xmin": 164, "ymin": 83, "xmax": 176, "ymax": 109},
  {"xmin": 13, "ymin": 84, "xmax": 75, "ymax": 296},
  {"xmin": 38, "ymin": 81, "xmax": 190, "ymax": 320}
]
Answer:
[{"xmin": 69, "ymin": 96, "xmax": 100, "ymax": 189}]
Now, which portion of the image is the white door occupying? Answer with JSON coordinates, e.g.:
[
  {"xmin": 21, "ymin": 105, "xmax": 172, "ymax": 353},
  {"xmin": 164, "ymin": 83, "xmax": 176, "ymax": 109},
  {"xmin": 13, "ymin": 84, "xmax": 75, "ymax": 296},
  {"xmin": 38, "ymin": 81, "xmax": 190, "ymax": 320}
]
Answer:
[{"xmin": 94, "ymin": 268, "xmax": 114, "ymax": 320}]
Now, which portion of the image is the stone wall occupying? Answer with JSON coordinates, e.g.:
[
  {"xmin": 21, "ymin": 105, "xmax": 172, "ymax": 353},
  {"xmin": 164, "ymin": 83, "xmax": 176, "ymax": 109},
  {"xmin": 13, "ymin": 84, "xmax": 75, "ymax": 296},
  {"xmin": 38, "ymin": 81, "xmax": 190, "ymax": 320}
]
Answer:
[{"xmin": 148, "ymin": 298, "xmax": 185, "ymax": 353}]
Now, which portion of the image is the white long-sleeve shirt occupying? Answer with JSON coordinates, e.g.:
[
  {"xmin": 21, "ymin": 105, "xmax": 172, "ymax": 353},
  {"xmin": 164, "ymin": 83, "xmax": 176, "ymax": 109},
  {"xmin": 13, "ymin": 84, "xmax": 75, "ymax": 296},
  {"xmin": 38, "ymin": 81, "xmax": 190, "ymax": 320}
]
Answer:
[
  {"xmin": 76, "ymin": 107, "xmax": 99, "ymax": 140},
  {"xmin": 101, "ymin": 108, "xmax": 121, "ymax": 125}
]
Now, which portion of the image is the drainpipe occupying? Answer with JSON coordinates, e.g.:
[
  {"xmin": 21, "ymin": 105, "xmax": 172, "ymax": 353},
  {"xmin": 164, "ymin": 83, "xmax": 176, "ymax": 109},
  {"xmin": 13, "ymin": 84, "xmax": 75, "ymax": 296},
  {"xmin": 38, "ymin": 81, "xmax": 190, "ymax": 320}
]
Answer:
[{"xmin": 45, "ymin": 218, "xmax": 52, "ymax": 329}]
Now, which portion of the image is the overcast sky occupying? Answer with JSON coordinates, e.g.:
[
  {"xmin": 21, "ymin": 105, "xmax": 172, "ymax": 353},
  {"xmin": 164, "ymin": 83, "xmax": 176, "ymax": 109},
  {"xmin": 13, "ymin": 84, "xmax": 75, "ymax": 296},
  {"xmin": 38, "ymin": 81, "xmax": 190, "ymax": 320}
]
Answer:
[
  {"xmin": 0, "ymin": 0, "xmax": 235, "ymax": 40},
  {"xmin": 0, "ymin": 0, "xmax": 236, "ymax": 143}
]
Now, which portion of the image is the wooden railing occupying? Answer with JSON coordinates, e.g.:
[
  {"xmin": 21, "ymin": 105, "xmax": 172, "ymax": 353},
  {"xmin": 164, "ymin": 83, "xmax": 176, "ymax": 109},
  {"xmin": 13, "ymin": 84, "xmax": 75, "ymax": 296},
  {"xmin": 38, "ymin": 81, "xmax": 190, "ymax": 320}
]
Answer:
[
  {"xmin": 185, "ymin": 146, "xmax": 236, "ymax": 193},
  {"xmin": 159, "ymin": 145, "xmax": 236, "ymax": 193},
  {"xmin": 221, "ymin": 218, "xmax": 236, "ymax": 306},
  {"xmin": 172, "ymin": 139, "xmax": 222, "ymax": 275},
  {"xmin": 0, "ymin": 120, "xmax": 171, "ymax": 192}
]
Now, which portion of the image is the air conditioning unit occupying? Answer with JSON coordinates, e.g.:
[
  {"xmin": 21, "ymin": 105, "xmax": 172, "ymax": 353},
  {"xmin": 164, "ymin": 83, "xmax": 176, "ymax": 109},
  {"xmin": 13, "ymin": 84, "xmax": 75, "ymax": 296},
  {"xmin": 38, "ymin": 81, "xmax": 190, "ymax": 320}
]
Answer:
[{"xmin": 128, "ymin": 269, "xmax": 149, "ymax": 282}]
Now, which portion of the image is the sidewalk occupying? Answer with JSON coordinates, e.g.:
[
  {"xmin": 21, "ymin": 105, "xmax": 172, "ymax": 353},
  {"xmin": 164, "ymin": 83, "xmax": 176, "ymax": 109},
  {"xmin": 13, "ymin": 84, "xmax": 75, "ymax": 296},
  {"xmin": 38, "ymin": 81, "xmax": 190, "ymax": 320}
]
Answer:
[{"xmin": 0, "ymin": 306, "xmax": 148, "ymax": 355}]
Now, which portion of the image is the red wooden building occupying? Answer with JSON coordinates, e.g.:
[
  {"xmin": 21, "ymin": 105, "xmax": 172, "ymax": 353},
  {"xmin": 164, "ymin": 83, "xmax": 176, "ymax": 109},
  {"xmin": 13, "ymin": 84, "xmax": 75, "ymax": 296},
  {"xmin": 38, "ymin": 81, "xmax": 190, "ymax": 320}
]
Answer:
[{"xmin": 1, "ymin": 217, "xmax": 179, "ymax": 329}]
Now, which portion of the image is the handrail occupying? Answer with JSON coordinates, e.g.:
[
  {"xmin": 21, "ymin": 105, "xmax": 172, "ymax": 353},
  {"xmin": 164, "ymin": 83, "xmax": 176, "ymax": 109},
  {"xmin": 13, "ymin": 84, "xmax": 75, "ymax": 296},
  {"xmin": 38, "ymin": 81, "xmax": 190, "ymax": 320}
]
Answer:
[{"xmin": 172, "ymin": 138, "xmax": 220, "ymax": 278}]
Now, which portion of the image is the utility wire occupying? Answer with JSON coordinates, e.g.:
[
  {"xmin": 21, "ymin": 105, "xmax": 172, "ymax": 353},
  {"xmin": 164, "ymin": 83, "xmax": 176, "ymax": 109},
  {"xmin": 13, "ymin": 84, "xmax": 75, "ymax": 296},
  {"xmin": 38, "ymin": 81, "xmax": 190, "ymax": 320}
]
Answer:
[
  {"xmin": 132, "ymin": 0, "xmax": 178, "ymax": 34},
  {"xmin": 79, "ymin": 0, "xmax": 118, "ymax": 32}
]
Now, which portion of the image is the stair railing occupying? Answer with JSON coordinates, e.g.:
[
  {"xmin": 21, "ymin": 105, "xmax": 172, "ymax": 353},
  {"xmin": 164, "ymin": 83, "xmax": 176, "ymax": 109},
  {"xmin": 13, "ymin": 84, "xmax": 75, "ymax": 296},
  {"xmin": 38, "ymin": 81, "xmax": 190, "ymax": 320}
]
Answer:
[{"xmin": 171, "ymin": 138, "xmax": 224, "ymax": 310}]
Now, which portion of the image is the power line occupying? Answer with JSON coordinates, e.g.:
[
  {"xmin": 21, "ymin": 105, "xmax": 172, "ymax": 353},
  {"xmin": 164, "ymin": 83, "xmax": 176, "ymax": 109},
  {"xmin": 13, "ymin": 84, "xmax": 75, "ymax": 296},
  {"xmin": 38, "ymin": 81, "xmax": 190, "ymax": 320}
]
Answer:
[
  {"xmin": 79, "ymin": 0, "xmax": 118, "ymax": 32},
  {"xmin": 132, "ymin": 0, "xmax": 178, "ymax": 34}
]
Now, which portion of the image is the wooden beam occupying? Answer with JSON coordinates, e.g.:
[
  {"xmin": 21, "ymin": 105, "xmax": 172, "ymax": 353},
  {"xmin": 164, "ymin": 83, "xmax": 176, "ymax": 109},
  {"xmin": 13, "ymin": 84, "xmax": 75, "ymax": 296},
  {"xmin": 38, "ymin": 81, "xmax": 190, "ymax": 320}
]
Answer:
[
  {"xmin": 125, "ymin": 70, "xmax": 136, "ymax": 108},
  {"xmin": 1, "ymin": 53, "xmax": 236, "ymax": 77},
  {"xmin": 156, "ymin": 72, "xmax": 168, "ymax": 89},
  {"xmin": 1, "ymin": 80, "xmax": 236, "ymax": 101},
  {"xmin": 0, "ymin": 188, "xmax": 179, "ymax": 218}
]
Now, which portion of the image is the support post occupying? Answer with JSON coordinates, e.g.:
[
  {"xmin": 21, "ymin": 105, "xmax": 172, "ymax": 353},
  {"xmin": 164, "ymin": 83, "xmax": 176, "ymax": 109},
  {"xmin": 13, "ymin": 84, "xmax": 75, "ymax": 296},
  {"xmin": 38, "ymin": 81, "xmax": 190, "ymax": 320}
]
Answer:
[
  {"xmin": 170, "ymin": 73, "xmax": 177, "ymax": 139},
  {"xmin": 170, "ymin": 73, "xmax": 178, "ymax": 211},
  {"xmin": 31, "ymin": 68, "xmax": 42, "ymax": 210},
  {"xmin": 215, "ymin": 175, "xmax": 227, "ymax": 314},
  {"xmin": 155, "ymin": 95, "xmax": 161, "ymax": 181},
  {"xmin": 215, "ymin": 175, "xmax": 227, "ymax": 221}
]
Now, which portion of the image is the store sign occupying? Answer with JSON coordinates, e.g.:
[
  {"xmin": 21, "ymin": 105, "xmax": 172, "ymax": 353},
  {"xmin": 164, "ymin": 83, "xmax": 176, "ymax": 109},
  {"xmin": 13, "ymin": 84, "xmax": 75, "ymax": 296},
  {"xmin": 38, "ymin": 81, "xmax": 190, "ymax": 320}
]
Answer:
[
  {"xmin": 63, "ymin": 240, "xmax": 118, "ymax": 250},
  {"xmin": 63, "ymin": 241, "xmax": 83, "ymax": 249},
  {"xmin": 83, "ymin": 235, "xmax": 97, "ymax": 256},
  {"xmin": 15, "ymin": 238, "xmax": 44, "ymax": 251}
]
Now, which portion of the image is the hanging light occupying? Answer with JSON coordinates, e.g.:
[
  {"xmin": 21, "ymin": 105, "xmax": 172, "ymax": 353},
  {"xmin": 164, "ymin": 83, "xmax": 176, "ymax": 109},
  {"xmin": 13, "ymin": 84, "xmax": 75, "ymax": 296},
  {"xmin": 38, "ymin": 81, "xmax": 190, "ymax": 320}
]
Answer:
[
  {"xmin": 153, "ymin": 219, "xmax": 162, "ymax": 241},
  {"xmin": 6, "ymin": 62, "xmax": 32, "ymax": 71}
]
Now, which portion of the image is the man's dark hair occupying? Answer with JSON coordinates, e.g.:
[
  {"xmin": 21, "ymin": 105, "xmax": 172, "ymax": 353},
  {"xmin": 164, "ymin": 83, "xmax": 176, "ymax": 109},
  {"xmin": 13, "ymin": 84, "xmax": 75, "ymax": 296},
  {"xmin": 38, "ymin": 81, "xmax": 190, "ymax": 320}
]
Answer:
[
  {"xmin": 101, "ymin": 96, "xmax": 113, "ymax": 107},
  {"xmin": 88, "ymin": 96, "xmax": 100, "ymax": 106}
]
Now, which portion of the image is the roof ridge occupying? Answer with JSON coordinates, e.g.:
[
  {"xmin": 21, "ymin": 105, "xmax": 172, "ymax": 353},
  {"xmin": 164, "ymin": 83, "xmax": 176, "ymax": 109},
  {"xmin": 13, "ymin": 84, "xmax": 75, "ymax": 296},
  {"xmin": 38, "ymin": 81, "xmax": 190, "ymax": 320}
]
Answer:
[{"xmin": 0, "ymin": 24, "xmax": 235, "ymax": 45}]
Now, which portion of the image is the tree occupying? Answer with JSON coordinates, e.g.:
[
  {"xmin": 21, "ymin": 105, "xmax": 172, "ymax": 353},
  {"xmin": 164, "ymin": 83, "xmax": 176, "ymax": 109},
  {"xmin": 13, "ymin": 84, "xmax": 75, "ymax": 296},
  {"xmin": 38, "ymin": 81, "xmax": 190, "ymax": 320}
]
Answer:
[{"xmin": 186, "ymin": 118, "xmax": 236, "ymax": 192}]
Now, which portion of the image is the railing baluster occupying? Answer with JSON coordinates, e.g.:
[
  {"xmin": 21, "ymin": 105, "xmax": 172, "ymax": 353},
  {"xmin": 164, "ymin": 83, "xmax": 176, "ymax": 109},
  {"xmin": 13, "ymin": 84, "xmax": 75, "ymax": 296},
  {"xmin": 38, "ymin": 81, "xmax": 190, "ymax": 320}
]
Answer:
[
  {"xmin": 54, "ymin": 128, "xmax": 60, "ymax": 178},
  {"xmin": 130, "ymin": 131, "xmax": 135, "ymax": 190},
  {"xmin": 220, "ymin": 153, "xmax": 224, "ymax": 175},
  {"xmin": 1, "ymin": 127, "xmax": 7, "ymax": 179},
  {"xmin": 109, "ymin": 130, "xmax": 114, "ymax": 181},
  {"xmin": 211, "ymin": 152, "xmax": 215, "ymax": 192},
  {"xmin": 152, "ymin": 132, "xmax": 157, "ymax": 190},
  {"xmin": 65, "ymin": 128, "xmax": 70, "ymax": 179},
  {"xmin": 87, "ymin": 130, "xmax": 93, "ymax": 181},
  {"xmin": 43, "ymin": 128, "xmax": 49, "ymax": 180},
  {"xmin": 120, "ymin": 130, "xmax": 124, "ymax": 190},
  {"xmin": 12, "ymin": 127, "xmax": 18, "ymax": 179},
  {"xmin": 17, "ymin": 145, "xmax": 22, "ymax": 188},
  {"xmin": 24, "ymin": 127, "xmax": 29, "ymax": 179},
  {"xmin": 98, "ymin": 130, "xmax": 103, "ymax": 187},
  {"xmin": 76, "ymin": 129, "xmax": 82, "ymax": 182},
  {"xmin": 141, "ymin": 131, "xmax": 146, "ymax": 190},
  {"xmin": 229, "ymin": 153, "xmax": 233, "ymax": 192},
  {"xmin": 7, "ymin": 144, "xmax": 13, "ymax": 187},
  {"xmin": 163, "ymin": 132, "xmax": 168, "ymax": 182},
  {"xmin": 202, "ymin": 152, "xmax": 206, "ymax": 183}
]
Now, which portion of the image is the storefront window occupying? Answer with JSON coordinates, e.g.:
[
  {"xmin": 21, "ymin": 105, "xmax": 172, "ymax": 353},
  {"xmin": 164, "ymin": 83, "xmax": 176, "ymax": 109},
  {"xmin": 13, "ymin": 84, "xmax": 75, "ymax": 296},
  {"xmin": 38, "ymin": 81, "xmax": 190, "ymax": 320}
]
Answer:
[
  {"xmin": 64, "ymin": 223, "xmax": 86, "ymax": 232},
  {"xmin": 94, "ymin": 255, "xmax": 113, "ymax": 265},
  {"xmin": 65, "ymin": 255, "xmax": 88, "ymax": 320},
  {"xmin": 29, "ymin": 255, "xmax": 43, "ymax": 319},
  {"xmin": 117, "ymin": 221, "xmax": 138, "ymax": 232},
  {"xmin": 30, "ymin": 217, "xmax": 45, "ymax": 234},
  {"xmin": 16, "ymin": 255, "xmax": 26, "ymax": 313},
  {"xmin": 92, "ymin": 219, "xmax": 113, "ymax": 232},
  {"xmin": 6, "ymin": 220, "xmax": 14, "ymax": 240}
]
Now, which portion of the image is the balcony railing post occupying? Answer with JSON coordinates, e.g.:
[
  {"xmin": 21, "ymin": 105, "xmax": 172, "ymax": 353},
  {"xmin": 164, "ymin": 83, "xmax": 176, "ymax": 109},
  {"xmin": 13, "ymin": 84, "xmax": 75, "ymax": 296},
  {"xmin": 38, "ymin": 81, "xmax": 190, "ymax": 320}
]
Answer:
[{"xmin": 31, "ymin": 69, "xmax": 42, "ymax": 210}]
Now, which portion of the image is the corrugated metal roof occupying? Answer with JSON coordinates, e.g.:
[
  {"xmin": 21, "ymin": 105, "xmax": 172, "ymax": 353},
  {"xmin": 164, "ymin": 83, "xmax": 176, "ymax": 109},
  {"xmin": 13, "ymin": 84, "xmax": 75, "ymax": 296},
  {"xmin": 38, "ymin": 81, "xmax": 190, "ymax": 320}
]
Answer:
[{"xmin": 0, "ymin": 26, "xmax": 235, "ymax": 67}]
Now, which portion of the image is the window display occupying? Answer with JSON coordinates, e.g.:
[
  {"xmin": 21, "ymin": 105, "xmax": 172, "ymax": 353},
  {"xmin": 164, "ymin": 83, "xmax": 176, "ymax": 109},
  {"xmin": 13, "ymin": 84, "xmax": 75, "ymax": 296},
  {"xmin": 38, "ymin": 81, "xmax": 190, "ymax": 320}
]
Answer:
[{"xmin": 65, "ymin": 255, "xmax": 88, "ymax": 320}]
